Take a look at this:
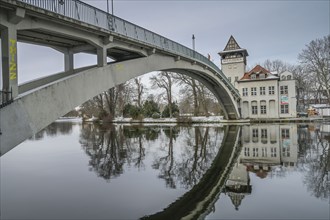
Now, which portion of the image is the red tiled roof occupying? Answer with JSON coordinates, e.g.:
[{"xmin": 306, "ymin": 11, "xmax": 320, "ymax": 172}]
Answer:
[{"xmin": 240, "ymin": 65, "xmax": 271, "ymax": 80}]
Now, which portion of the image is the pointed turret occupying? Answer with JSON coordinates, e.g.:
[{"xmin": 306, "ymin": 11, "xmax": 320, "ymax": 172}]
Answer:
[{"xmin": 218, "ymin": 36, "xmax": 249, "ymax": 88}]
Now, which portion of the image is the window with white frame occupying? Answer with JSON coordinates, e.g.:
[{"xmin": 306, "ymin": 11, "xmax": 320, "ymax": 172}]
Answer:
[
  {"xmin": 251, "ymin": 87, "xmax": 257, "ymax": 96},
  {"xmin": 242, "ymin": 88, "xmax": 248, "ymax": 96},
  {"xmin": 260, "ymin": 105, "xmax": 266, "ymax": 114},
  {"xmin": 271, "ymin": 147, "xmax": 277, "ymax": 157},
  {"xmin": 244, "ymin": 147, "xmax": 250, "ymax": 157},
  {"xmin": 261, "ymin": 128, "xmax": 267, "ymax": 143},
  {"xmin": 252, "ymin": 128, "xmax": 258, "ymax": 143},
  {"xmin": 252, "ymin": 106, "xmax": 258, "ymax": 114},
  {"xmin": 261, "ymin": 129, "xmax": 267, "ymax": 139},
  {"xmin": 260, "ymin": 87, "xmax": 266, "ymax": 95},
  {"xmin": 281, "ymin": 104, "xmax": 289, "ymax": 114},
  {"xmin": 253, "ymin": 148, "xmax": 259, "ymax": 157},
  {"xmin": 282, "ymin": 146, "xmax": 290, "ymax": 157},
  {"xmin": 269, "ymin": 86, "xmax": 275, "ymax": 95},
  {"xmin": 252, "ymin": 101, "xmax": 258, "ymax": 114},
  {"xmin": 252, "ymin": 129, "xmax": 258, "ymax": 138},
  {"xmin": 280, "ymin": 85, "xmax": 288, "ymax": 95},
  {"xmin": 281, "ymin": 129, "xmax": 290, "ymax": 138},
  {"xmin": 251, "ymin": 74, "xmax": 256, "ymax": 79}
]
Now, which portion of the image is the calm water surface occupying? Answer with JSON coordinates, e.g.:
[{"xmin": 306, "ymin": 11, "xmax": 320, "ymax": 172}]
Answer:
[{"xmin": 1, "ymin": 120, "xmax": 329, "ymax": 220}]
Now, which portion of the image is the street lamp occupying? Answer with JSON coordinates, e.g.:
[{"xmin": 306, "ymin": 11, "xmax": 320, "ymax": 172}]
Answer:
[
  {"xmin": 107, "ymin": 0, "xmax": 114, "ymax": 15},
  {"xmin": 192, "ymin": 34, "xmax": 195, "ymax": 51}
]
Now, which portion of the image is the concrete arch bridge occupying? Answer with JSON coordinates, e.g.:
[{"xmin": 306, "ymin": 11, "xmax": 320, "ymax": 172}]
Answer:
[{"xmin": 0, "ymin": 0, "xmax": 241, "ymax": 155}]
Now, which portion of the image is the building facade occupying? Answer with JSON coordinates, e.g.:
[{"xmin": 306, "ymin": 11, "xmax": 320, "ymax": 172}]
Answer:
[{"xmin": 219, "ymin": 36, "xmax": 297, "ymax": 119}]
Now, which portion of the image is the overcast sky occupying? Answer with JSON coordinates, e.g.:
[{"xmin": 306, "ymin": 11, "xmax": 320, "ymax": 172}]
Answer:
[
  {"xmin": 4, "ymin": 0, "xmax": 329, "ymax": 84},
  {"xmin": 85, "ymin": 0, "xmax": 329, "ymax": 65}
]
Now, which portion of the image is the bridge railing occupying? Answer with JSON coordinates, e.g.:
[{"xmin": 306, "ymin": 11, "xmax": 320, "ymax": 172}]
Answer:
[
  {"xmin": 0, "ymin": 88, "xmax": 13, "ymax": 109},
  {"xmin": 16, "ymin": 0, "xmax": 239, "ymax": 99}
]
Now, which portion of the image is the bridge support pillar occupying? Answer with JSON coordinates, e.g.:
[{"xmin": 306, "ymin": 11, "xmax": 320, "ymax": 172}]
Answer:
[
  {"xmin": 64, "ymin": 49, "xmax": 74, "ymax": 73},
  {"xmin": 1, "ymin": 25, "xmax": 18, "ymax": 99},
  {"xmin": 97, "ymin": 47, "xmax": 107, "ymax": 67}
]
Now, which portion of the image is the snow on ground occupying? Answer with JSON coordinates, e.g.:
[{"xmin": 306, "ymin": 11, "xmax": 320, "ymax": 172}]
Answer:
[
  {"xmin": 57, "ymin": 116, "xmax": 250, "ymax": 124},
  {"xmin": 112, "ymin": 116, "xmax": 225, "ymax": 123}
]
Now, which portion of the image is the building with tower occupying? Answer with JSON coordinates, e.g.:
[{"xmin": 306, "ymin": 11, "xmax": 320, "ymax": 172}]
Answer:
[
  {"xmin": 218, "ymin": 36, "xmax": 249, "ymax": 89},
  {"xmin": 219, "ymin": 36, "xmax": 297, "ymax": 119}
]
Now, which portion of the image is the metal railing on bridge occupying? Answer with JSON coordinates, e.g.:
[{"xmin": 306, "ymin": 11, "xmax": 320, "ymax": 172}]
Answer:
[
  {"xmin": 0, "ymin": 88, "xmax": 13, "ymax": 108},
  {"xmin": 16, "ymin": 0, "xmax": 240, "ymax": 100}
]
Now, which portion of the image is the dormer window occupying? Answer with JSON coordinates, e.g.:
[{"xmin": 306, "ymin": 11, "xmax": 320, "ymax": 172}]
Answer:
[
  {"xmin": 259, "ymin": 73, "xmax": 265, "ymax": 79},
  {"xmin": 281, "ymin": 75, "xmax": 286, "ymax": 80},
  {"xmin": 251, "ymin": 74, "xmax": 256, "ymax": 79},
  {"xmin": 287, "ymin": 75, "xmax": 292, "ymax": 80}
]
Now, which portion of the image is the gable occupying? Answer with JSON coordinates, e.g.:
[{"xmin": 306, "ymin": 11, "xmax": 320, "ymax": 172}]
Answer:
[{"xmin": 224, "ymin": 36, "xmax": 241, "ymax": 51}]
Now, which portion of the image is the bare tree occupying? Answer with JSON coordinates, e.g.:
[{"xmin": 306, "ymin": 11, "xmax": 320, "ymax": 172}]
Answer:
[
  {"xmin": 173, "ymin": 74, "xmax": 199, "ymax": 116},
  {"xmin": 115, "ymin": 83, "xmax": 130, "ymax": 118},
  {"xmin": 262, "ymin": 59, "xmax": 294, "ymax": 74},
  {"xmin": 133, "ymin": 77, "xmax": 144, "ymax": 108},
  {"xmin": 291, "ymin": 65, "xmax": 315, "ymax": 110},
  {"xmin": 150, "ymin": 71, "xmax": 175, "ymax": 118},
  {"xmin": 298, "ymin": 35, "xmax": 330, "ymax": 104}
]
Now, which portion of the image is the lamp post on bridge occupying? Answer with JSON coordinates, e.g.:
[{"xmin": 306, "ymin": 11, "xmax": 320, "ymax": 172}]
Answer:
[
  {"xmin": 107, "ymin": 0, "xmax": 114, "ymax": 30},
  {"xmin": 107, "ymin": 0, "xmax": 114, "ymax": 15},
  {"xmin": 192, "ymin": 34, "xmax": 195, "ymax": 51},
  {"xmin": 192, "ymin": 34, "xmax": 195, "ymax": 58}
]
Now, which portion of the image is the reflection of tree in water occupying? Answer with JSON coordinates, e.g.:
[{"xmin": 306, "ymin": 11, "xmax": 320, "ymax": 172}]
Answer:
[
  {"xmin": 80, "ymin": 123, "xmax": 224, "ymax": 188},
  {"xmin": 152, "ymin": 126, "xmax": 224, "ymax": 189},
  {"xmin": 152, "ymin": 126, "xmax": 180, "ymax": 188},
  {"xmin": 29, "ymin": 122, "xmax": 73, "ymax": 140},
  {"xmin": 80, "ymin": 123, "xmax": 127, "ymax": 179},
  {"xmin": 298, "ymin": 126, "xmax": 329, "ymax": 200},
  {"xmin": 124, "ymin": 126, "xmax": 161, "ymax": 170},
  {"xmin": 177, "ymin": 127, "xmax": 223, "ymax": 188},
  {"xmin": 80, "ymin": 124, "xmax": 162, "ymax": 179}
]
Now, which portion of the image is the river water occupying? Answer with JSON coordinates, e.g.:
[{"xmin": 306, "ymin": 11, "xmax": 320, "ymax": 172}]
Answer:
[{"xmin": 1, "ymin": 120, "xmax": 329, "ymax": 219}]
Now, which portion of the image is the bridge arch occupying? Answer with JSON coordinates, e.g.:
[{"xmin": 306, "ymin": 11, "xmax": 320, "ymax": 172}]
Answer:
[{"xmin": 0, "ymin": 0, "xmax": 241, "ymax": 155}]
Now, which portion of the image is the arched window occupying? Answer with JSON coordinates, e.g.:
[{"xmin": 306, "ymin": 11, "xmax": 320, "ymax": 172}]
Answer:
[
  {"xmin": 251, "ymin": 101, "xmax": 258, "ymax": 115},
  {"xmin": 260, "ymin": 100, "xmax": 267, "ymax": 114},
  {"xmin": 287, "ymin": 75, "xmax": 292, "ymax": 80}
]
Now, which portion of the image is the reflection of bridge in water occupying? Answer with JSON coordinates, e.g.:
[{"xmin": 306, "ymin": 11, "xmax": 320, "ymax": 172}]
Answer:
[{"xmin": 142, "ymin": 125, "xmax": 241, "ymax": 220}]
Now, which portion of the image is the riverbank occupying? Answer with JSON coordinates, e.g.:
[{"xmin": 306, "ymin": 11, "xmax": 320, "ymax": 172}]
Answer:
[
  {"xmin": 249, "ymin": 116, "xmax": 329, "ymax": 124},
  {"xmin": 59, "ymin": 116, "xmax": 329, "ymax": 124},
  {"xmin": 111, "ymin": 116, "xmax": 250, "ymax": 124}
]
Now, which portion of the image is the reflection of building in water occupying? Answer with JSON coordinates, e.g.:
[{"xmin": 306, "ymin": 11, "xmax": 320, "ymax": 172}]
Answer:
[
  {"xmin": 225, "ymin": 124, "xmax": 298, "ymax": 209},
  {"xmin": 225, "ymin": 162, "xmax": 252, "ymax": 210},
  {"xmin": 241, "ymin": 124, "xmax": 298, "ymax": 171}
]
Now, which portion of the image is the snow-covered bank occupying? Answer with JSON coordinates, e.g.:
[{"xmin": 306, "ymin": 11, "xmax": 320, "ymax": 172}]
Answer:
[
  {"xmin": 56, "ymin": 117, "xmax": 82, "ymax": 123},
  {"xmin": 112, "ymin": 116, "xmax": 250, "ymax": 124},
  {"xmin": 56, "ymin": 116, "xmax": 250, "ymax": 124}
]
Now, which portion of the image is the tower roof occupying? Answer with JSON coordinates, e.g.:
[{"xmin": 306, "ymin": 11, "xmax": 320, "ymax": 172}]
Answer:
[
  {"xmin": 218, "ymin": 35, "xmax": 248, "ymax": 57},
  {"xmin": 224, "ymin": 35, "xmax": 241, "ymax": 51}
]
